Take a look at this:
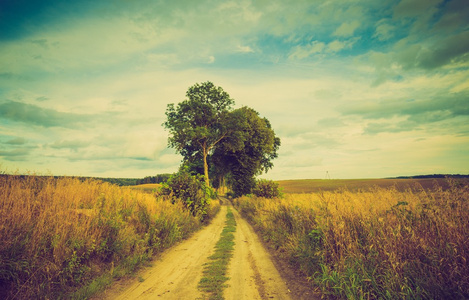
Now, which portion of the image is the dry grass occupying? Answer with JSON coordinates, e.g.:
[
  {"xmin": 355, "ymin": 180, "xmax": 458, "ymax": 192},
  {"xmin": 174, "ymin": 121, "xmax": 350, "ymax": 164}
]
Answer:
[
  {"xmin": 234, "ymin": 179, "xmax": 469, "ymax": 299},
  {"xmin": 277, "ymin": 178, "xmax": 464, "ymax": 194},
  {"xmin": 0, "ymin": 175, "xmax": 219, "ymax": 299},
  {"xmin": 130, "ymin": 183, "xmax": 162, "ymax": 193}
]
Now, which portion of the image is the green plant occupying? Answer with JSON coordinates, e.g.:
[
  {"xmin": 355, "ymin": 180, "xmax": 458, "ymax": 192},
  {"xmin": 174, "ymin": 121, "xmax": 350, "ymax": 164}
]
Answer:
[
  {"xmin": 159, "ymin": 169, "xmax": 214, "ymax": 220},
  {"xmin": 253, "ymin": 179, "xmax": 283, "ymax": 198}
]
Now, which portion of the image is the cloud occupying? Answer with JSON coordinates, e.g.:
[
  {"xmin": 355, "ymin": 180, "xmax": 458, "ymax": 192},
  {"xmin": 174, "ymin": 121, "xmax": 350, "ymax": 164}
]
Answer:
[
  {"xmin": 49, "ymin": 139, "xmax": 91, "ymax": 150},
  {"xmin": 328, "ymin": 40, "xmax": 347, "ymax": 52},
  {"xmin": 36, "ymin": 96, "xmax": 49, "ymax": 102},
  {"xmin": 433, "ymin": 0, "xmax": 469, "ymax": 32},
  {"xmin": 0, "ymin": 148, "xmax": 32, "ymax": 161},
  {"xmin": 236, "ymin": 45, "xmax": 254, "ymax": 53},
  {"xmin": 333, "ymin": 20, "xmax": 360, "ymax": 37},
  {"xmin": 341, "ymin": 92, "xmax": 469, "ymax": 134},
  {"xmin": 373, "ymin": 19, "xmax": 395, "ymax": 41},
  {"xmin": 417, "ymin": 31, "xmax": 469, "ymax": 69},
  {"xmin": 0, "ymin": 100, "xmax": 94, "ymax": 128},
  {"xmin": 393, "ymin": 0, "xmax": 444, "ymax": 18},
  {"xmin": 288, "ymin": 41, "xmax": 325, "ymax": 60},
  {"xmin": 363, "ymin": 120, "xmax": 419, "ymax": 135},
  {"xmin": 288, "ymin": 38, "xmax": 356, "ymax": 60},
  {"xmin": 342, "ymin": 93, "xmax": 469, "ymax": 119},
  {"xmin": 5, "ymin": 137, "xmax": 27, "ymax": 145}
]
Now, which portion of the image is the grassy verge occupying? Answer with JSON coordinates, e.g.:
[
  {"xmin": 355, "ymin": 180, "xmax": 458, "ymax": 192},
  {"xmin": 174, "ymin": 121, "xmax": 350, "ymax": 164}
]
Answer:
[
  {"xmin": 0, "ymin": 174, "xmax": 220, "ymax": 299},
  {"xmin": 198, "ymin": 207, "xmax": 236, "ymax": 300},
  {"xmin": 234, "ymin": 179, "xmax": 469, "ymax": 299}
]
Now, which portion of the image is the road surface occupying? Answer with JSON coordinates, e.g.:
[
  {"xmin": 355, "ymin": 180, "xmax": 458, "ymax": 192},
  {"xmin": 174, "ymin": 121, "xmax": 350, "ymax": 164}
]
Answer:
[{"xmin": 97, "ymin": 200, "xmax": 316, "ymax": 299}]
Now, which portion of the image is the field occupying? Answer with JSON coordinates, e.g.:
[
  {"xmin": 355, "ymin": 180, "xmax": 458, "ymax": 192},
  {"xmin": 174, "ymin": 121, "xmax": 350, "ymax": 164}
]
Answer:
[
  {"xmin": 277, "ymin": 177, "xmax": 466, "ymax": 194},
  {"xmin": 130, "ymin": 183, "xmax": 162, "ymax": 193},
  {"xmin": 2, "ymin": 175, "xmax": 468, "ymax": 299},
  {"xmin": 235, "ymin": 177, "xmax": 469, "ymax": 299},
  {"xmin": 0, "ymin": 175, "xmax": 219, "ymax": 299}
]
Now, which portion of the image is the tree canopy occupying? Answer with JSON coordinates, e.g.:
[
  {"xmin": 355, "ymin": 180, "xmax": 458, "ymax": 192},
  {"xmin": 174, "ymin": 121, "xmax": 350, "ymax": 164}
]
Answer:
[
  {"xmin": 164, "ymin": 81, "xmax": 234, "ymax": 187},
  {"xmin": 164, "ymin": 81, "xmax": 280, "ymax": 195},
  {"xmin": 213, "ymin": 107, "xmax": 280, "ymax": 196}
]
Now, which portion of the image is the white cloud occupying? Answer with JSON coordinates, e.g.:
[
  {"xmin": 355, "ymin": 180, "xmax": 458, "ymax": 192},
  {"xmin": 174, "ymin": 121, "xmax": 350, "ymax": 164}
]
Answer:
[
  {"xmin": 373, "ymin": 19, "xmax": 395, "ymax": 41},
  {"xmin": 236, "ymin": 45, "xmax": 254, "ymax": 53},
  {"xmin": 328, "ymin": 40, "xmax": 346, "ymax": 52},
  {"xmin": 288, "ymin": 41, "xmax": 325, "ymax": 60},
  {"xmin": 333, "ymin": 20, "xmax": 360, "ymax": 37}
]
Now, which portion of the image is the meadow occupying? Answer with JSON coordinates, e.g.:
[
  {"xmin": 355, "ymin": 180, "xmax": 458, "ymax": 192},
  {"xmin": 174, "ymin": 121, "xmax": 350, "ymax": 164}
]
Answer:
[
  {"xmin": 130, "ymin": 183, "xmax": 162, "ymax": 193},
  {"xmin": 277, "ymin": 177, "xmax": 464, "ymax": 194},
  {"xmin": 234, "ymin": 178, "xmax": 469, "ymax": 299},
  {"xmin": 0, "ymin": 175, "xmax": 219, "ymax": 299}
]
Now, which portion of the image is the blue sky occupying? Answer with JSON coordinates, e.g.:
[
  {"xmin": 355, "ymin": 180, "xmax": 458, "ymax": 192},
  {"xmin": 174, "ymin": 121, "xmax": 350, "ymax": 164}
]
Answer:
[{"xmin": 0, "ymin": 0, "xmax": 468, "ymax": 179}]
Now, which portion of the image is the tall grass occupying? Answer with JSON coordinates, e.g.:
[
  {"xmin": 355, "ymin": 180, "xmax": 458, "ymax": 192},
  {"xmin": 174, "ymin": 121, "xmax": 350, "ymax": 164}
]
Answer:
[
  {"xmin": 234, "ymin": 180, "xmax": 469, "ymax": 299},
  {"xmin": 0, "ymin": 175, "xmax": 220, "ymax": 299}
]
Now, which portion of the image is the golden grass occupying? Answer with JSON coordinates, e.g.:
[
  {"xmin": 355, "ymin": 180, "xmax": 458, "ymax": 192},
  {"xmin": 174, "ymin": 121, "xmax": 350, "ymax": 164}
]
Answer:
[
  {"xmin": 277, "ymin": 178, "xmax": 464, "ymax": 194},
  {"xmin": 0, "ymin": 175, "xmax": 219, "ymax": 299},
  {"xmin": 130, "ymin": 183, "xmax": 162, "ymax": 193},
  {"xmin": 234, "ymin": 179, "xmax": 469, "ymax": 299}
]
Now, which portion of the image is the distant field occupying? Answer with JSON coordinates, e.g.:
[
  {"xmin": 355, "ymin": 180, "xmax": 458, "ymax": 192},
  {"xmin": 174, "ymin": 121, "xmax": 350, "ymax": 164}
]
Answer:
[
  {"xmin": 131, "ymin": 183, "xmax": 161, "ymax": 192},
  {"xmin": 277, "ymin": 178, "xmax": 469, "ymax": 194}
]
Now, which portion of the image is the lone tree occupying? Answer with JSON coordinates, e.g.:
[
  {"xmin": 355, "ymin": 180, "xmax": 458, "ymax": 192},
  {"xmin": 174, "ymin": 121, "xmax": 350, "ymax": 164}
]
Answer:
[
  {"xmin": 164, "ymin": 81, "xmax": 280, "ymax": 195},
  {"xmin": 164, "ymin": 82, "xmax": 234, "ymax": 187}
]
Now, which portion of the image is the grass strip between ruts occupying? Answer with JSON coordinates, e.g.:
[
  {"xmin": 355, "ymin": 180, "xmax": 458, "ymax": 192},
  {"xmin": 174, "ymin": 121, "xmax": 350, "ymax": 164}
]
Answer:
[{"xmin": 198, "ymin": 207, "xmax": 236, "ymax": 300}]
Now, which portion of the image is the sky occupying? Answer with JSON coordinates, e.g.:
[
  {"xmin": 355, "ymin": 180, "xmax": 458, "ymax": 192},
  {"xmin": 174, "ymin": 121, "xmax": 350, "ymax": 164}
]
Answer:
[{"xmin": 0, "ymin": 0, "xmax": 468, "ymax": 180}]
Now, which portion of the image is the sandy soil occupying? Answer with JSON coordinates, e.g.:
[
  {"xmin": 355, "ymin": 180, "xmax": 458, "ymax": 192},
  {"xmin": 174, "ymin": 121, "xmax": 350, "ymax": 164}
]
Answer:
[
  {"xmin": 97, "ymin": 200, "xmax": 318, "ymax": 299},
  {"xmin": 225, "ymin": 207, "xmax": 292, "ymax": 299},
  {"xmin": 98, "ymin": 205, "xmax": 227, "ymax": 300}
]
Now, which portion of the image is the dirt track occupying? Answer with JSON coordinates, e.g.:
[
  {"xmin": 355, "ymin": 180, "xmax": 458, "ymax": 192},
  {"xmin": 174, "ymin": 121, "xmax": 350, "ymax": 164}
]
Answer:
[{"xmin": 98, "ymin": 200, "xmax": 315, "ymax": 299}]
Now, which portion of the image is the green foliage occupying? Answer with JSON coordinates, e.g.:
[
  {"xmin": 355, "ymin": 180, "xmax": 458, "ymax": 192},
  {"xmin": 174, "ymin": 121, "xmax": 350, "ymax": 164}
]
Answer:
[
  {"xmin": 213, "ymin": 107, "xmax": 280, "ymax": 196},
  {"xmin": 164, "ymin": 81, "xmax": 235, "ymax": 186},
  {"xmin": 253, "ymin": 179, "xmax": 283, "ymax": 198},
  {"xmin": 136, "ymin": 174, "xmax": 171, "ymax": 185},
  {"xmin": 164, "ymin": 83, "xmax": 281, "ymax": 195},
  {"xmin": 95, "ymin": 177, "xmax": 138, "ymax": 186},
  {"xmin": 159, "ymin": 169, "xmax": 214, "ymax": 220},
  {"xmin": 229, "ymin": 168, "xmax": 256, "ymax": 198}
]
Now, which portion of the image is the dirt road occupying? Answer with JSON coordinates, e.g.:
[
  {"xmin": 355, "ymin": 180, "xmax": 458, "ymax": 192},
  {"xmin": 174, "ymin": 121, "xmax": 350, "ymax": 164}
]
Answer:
[
  {"xmin": 99, "ymin": 200, "xmax": 313, "ymax": 299},
  {"xmin": 225, "ymin": 207, "xmax": 291, "ymax": 299}
]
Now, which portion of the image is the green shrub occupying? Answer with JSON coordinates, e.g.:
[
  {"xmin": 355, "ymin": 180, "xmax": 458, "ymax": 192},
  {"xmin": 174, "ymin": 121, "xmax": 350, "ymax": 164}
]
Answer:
[
  {"xmin": 159, "ymin": 169, "xmax": 214, "ymax": 220},
  {"xmin": 253, "ymin": 179, "xmax": 283, "ymax": 198}
]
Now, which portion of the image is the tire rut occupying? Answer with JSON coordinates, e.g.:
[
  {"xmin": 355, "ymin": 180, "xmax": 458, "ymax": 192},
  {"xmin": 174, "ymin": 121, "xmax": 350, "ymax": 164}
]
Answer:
[
  {"xmin": 224, "ymin": 204, "xmax": 292, "ymax": 300},
  {"xmin": 98, "ymin": 205, "xmax": 228, "ymax": 300},
  {"xmin": 97, "ymin": 200, "xmax": 309, "ymax": 299}
]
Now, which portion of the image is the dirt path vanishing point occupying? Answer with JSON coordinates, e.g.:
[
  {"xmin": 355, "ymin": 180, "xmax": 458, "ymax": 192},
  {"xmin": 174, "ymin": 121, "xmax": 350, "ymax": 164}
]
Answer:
[{"xmin": 98, "ymin": 200, "xmax": 317, "ymax": 299}]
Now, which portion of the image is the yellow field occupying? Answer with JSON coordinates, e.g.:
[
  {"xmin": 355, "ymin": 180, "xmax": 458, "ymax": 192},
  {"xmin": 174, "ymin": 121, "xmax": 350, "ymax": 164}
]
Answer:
[
  {"xmin": 130, "ymin": 183, "xmax": 162, "ymax": 193},
  {"xmin": 277, "ymin": 177, "xmax": 465, "ymax": 193},
  {"xmin": 0, "ymin": 175, "xmax": 219, "ymax": 299},
  {"xmin": 234, "ymin": 178, "xmax": 469, "ymax": 299}
]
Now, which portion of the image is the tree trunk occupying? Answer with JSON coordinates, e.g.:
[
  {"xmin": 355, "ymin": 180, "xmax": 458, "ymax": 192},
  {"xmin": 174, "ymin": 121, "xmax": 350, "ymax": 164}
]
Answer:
[{"xmin": 203, "ymin": 148, "xmax": 210, "ymax": 187}]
